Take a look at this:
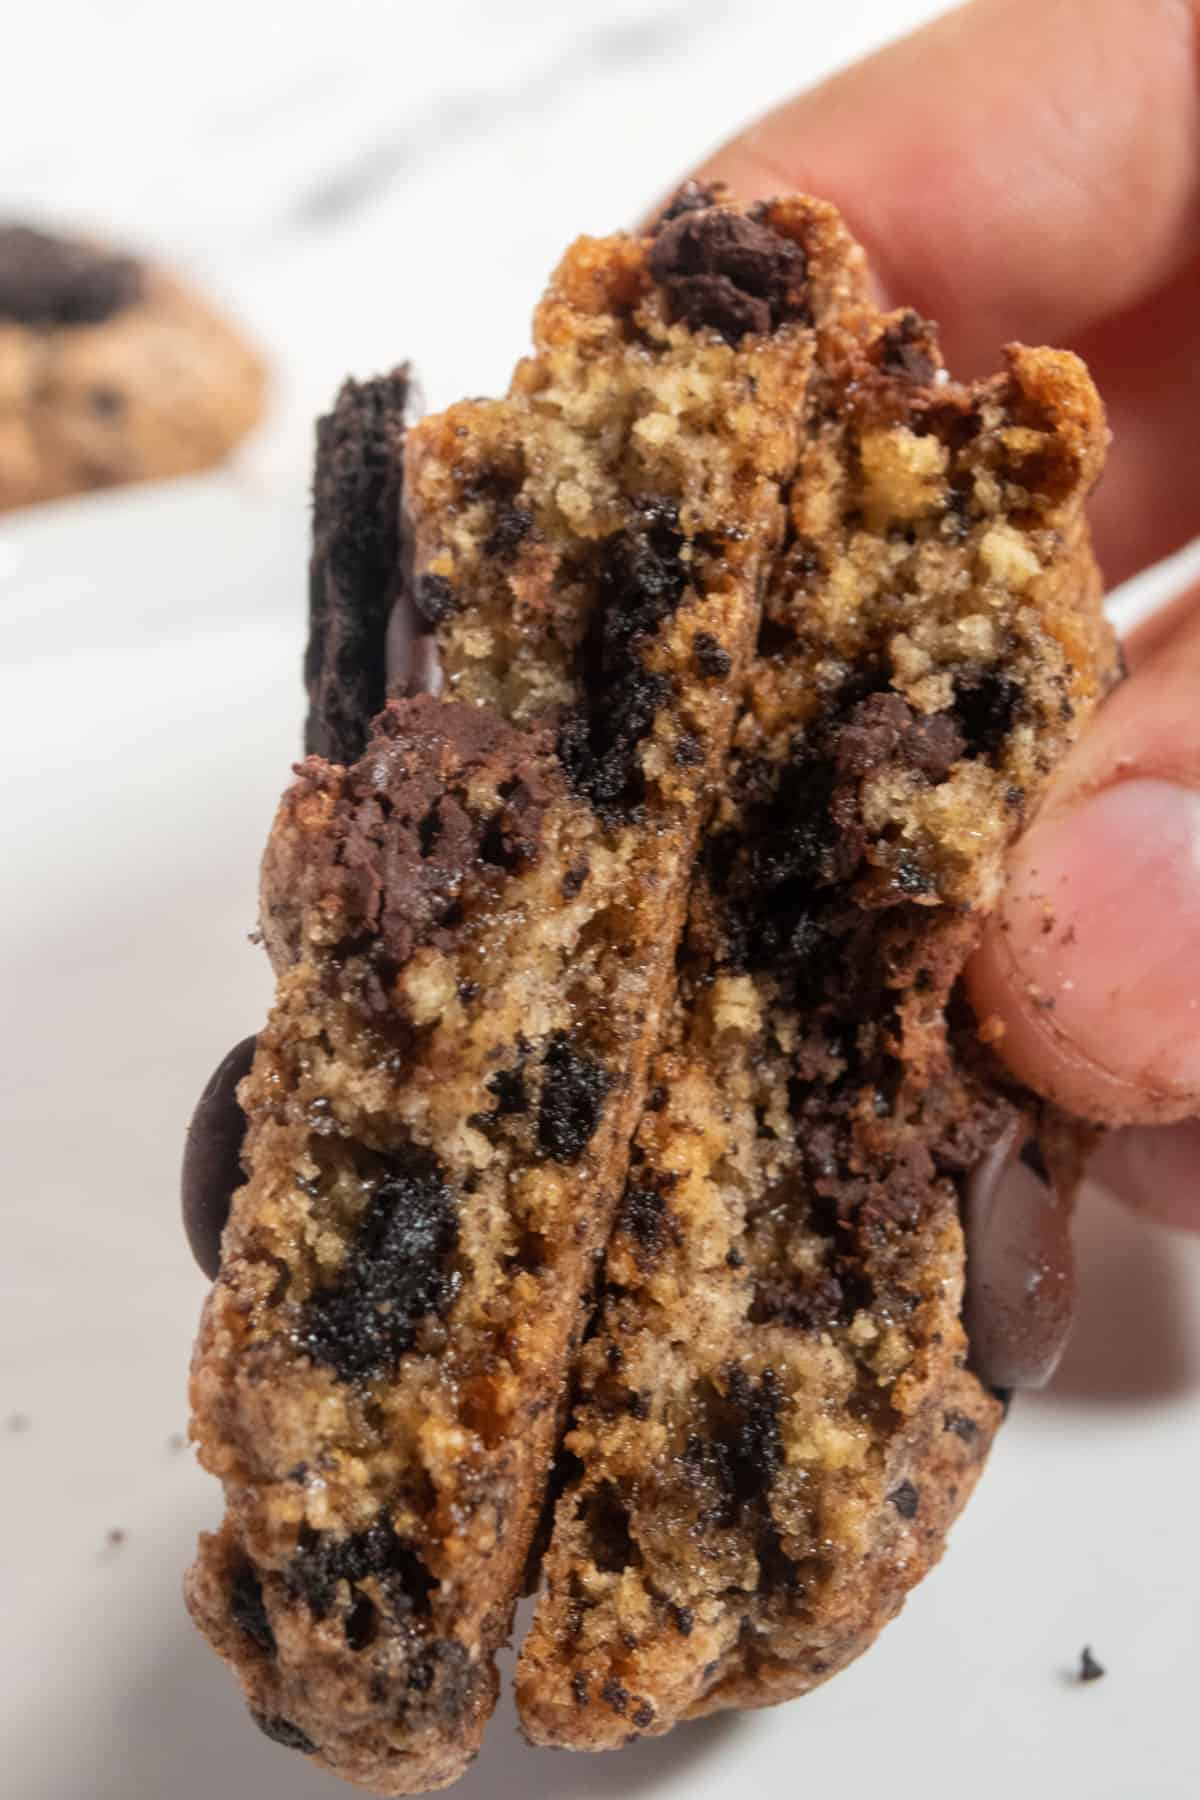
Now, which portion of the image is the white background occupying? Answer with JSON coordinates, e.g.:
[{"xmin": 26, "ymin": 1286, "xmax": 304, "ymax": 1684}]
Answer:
[{"xmin": 3, "ymin": 4, "xmax": 1199, "ymax": 1797}]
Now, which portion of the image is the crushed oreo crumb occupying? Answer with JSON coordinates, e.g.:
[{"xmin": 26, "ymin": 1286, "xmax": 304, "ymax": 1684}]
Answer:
[
  {"xmin": 297, "ymin": 1146, "xmax": 459, "ymax": 1382},
  {"xmin": 537, "ymin": 1033, "xmax": 612, "ymax": 1163}
]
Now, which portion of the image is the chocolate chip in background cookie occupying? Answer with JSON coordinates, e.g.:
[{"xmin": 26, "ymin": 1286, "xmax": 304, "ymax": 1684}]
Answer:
[
  {"xmin": 0, "ymin": 224, "xmax": 144, "ymax": 326},
  {"xmin": 181, "ymin": 1035, "xmax": 257, "ymax": 1280}
]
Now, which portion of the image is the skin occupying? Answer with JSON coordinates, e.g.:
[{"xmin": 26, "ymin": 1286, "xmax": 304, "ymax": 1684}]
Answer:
[{"xmin": 686, "ymin": 0, "xmax": 1200, "ymax": 1230}]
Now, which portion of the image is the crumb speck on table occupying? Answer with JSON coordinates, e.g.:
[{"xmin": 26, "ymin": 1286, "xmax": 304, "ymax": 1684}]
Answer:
[
  {"xmin": 5, "ymin": 1412, "xmax": 31, "ymax": 1433},
  {"xmin": 106, "ymin": 1528, "xmax": 127, "ymax": 1549},
  {"xmin": 1078, "ymin": 1646, "xmax": 1105, "ymax": 1683}
]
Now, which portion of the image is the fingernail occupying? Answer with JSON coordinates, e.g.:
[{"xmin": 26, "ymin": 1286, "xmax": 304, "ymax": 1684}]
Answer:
[
  {"xmin": 964, "ymin": 1120, "xmax": 1075, "ymax": 1390},
  {"xmin": 1001, "ymin": 779, "xmax": 1200, "ymax": 1107}
]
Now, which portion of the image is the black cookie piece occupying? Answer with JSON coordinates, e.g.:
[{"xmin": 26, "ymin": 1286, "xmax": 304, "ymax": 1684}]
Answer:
[
  {"xmin": 304, "ymin": 370, "xmax": 413, "ymax": 767},
  {"xmin": 647, "ymin": 206, "xmax": 809, "ymax": 345},
  {"xmin": 182, "ymin": 1036, "xmax": 256, "ymax": 1279},
  {"xmin": 0, "ymin": 224, "xmax": 144, "ymax": 326}
]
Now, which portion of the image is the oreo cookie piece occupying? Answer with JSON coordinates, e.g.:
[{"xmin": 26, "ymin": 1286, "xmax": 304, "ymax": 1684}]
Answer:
[{"xmin": 304, "ymin": 369, "xmax": 414, "ymax": 767}]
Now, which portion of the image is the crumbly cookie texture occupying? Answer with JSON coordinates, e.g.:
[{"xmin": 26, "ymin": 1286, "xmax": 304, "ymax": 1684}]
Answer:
[
  {"xmin": 187, "ymin": 193, "xmax": 866, "ymax": 1794},
  {"xmin": 0, "ymin": 223, "xmax": 265, "ymax": 510},
  {"xmin": 515, "ymin": 308, "xmax": 1116, "ymax": 1749}
]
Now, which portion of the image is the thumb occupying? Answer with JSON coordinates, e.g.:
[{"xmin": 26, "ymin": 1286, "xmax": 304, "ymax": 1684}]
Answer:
[{"xmin": 967, "ymin": 582, "xmax": 1200, "ymax": 1127}]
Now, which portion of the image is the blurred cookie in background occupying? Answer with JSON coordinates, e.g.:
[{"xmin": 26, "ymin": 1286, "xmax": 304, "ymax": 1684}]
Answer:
[{"xmin": 0, "ymin": 223, "xmax": 266, "ymax": 511}]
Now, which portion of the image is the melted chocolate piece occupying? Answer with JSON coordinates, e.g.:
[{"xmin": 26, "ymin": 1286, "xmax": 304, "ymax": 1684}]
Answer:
[
  {"xmin": 0, "ymin": 224, "xmax": 143, "ymax": 325},
  {"xmin": 181, "ymin": 1036, "xmax": 256, "ymax": 1280},
  {"xmin": 963, "ymin": 1119, "xmax": 1075, "ymax": 1389}
]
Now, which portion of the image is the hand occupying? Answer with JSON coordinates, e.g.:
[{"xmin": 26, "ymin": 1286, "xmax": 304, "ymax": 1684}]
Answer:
[{"xmin": 686, "ymin": 0, "xmax": 1200, "ymax": 1228}]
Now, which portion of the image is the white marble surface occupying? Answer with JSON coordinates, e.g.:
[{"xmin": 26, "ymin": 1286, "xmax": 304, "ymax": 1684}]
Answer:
[{"xmin": 3, "ymin": 5, "xmax": 1200, "ymax": 1798}]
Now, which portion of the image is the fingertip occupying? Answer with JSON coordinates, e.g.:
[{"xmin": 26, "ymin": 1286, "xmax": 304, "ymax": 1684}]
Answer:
[{"xmin": 1089, "ymin": 1121, "xmax": 1200, "ymax": 1233}]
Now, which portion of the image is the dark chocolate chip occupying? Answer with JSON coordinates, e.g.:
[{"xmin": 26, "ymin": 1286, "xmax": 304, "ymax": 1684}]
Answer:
[
  {"xmin": 181, "ymin": 1035, "xmax": 257, "ymax": 1280},
  {"xmin": 0, "ymin": 225, "xmax": 143, "ymax": 326},
  {"xmin": 943, "ymin": 1411, "xmax": 979, "ymax": 1444},
  {"xmin": 571, "ymin": 1672, "xmax": 589, "ymax": 1706},
  {"xmin": 250, "ymin": 1713, "xmax": 318, "ymax": 1755},
  {"xmin": 631, "ymin": 1700, "xmax": 655, "ymax": 1730}
]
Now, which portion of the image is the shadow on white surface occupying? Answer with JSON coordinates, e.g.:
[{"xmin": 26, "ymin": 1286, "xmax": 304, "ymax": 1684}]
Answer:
[
  {"xmin": 1036, "ymin": 1183, "xmax": 1200, "ymax": 1410},
  {"xmin": 36, "ymin": 1584, "xmax": 741, "ymax": 1800}
]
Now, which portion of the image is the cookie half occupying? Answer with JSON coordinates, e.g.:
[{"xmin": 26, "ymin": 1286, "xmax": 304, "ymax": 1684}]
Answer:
[
  {"xmin": 186, "ymin": 193, "xmax": 864, "ymax": 1793},
  {"xmin": 515, "ymin": 305, "xmax": 1116, "ymax": 1746}
]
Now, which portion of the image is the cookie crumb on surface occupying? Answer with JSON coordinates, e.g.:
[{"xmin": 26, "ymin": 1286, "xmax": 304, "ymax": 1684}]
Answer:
[
  {"xmin": 1078, "ymin": 1646, "xmax": 1106, "ymax": 1683},
  {"xmin": 5, "ymin": 1411, "xmax": 31, "ymax": 1433},
  {"xmin": 106, "ymin": 1528, "xmax": 127, "ymax": 1548}
]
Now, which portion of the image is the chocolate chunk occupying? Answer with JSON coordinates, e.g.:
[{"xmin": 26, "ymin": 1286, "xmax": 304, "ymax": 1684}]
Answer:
[
  {"xmin": 943, "ymin": 1411, "xmax": 979, "ymax": 1444},
  {"xmin": 631, "ymin": 1700, "xmax": 655, "ymax": 1730},
  {"xmin": 0, "ymin": 225, "xmax": 143, "ymax": 326},
  {"xmin": 320, "ymin": 695, "xmax": 557, "ymax": 975},
  {"xmin": 672, "ymin": 1605, "xmax": 694, "ymax": 1636},
  {"xmin": 230, "ymin": 1562, "xmax": 276, "ymax": 1655},
  {"xmin": 181, "ymin": 1035, "xmax": 257, "ymax": 1280},
  {"xmin": 571, "ymin": 1672, "xmax": 589, "ymax": 1706},
  {"xmin": 304, "ymin": 370, "xmax": 411, "ymax": 768},
  {"xmin": 648, "ymin": 207, "xmax": 808, "ymax": 344},
  {"xmin": 1078, "ymin": 1645, "xmax": 1106, "ymax": 1683},
  {"xmin": 297, "ymin": 1145, "xmax": 459, "ymax": 1382},
  {"xmin": 250, "ymin": 1712, "xmax": 317, "ymax": 1755},
  {"xmin": 537, "ymin": 1033, "xmax": 611, "ymax": 1163},
  {"xmin": 888, "ymin": 1480, "xmax": 920, "ymax": 1520}
]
